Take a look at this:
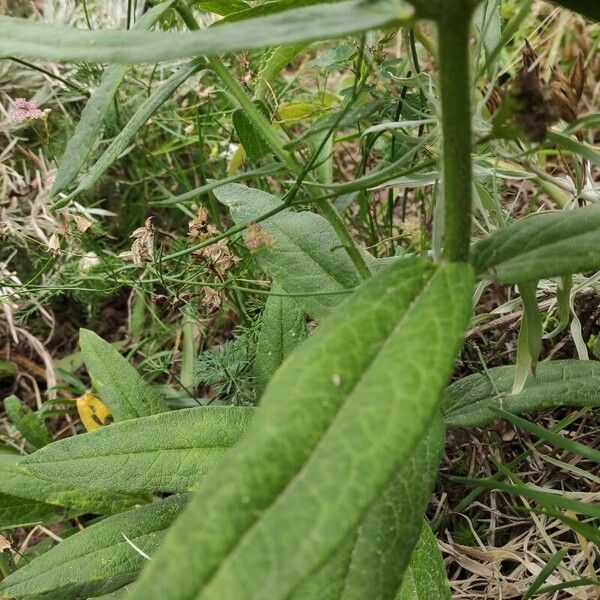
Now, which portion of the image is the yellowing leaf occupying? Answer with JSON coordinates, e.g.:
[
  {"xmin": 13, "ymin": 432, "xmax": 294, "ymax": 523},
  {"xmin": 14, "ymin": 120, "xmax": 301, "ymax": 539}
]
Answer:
[
  {"xmin": 76, "ymin": 392, "xmax": 112, "ymax": 432},
  {"xmin": 277, "ymin": 102, "xmax": 324, "ymax": 124},
  {"xmin": 227, "ymin": 145, "xmax": 246, "ymax": 175}
]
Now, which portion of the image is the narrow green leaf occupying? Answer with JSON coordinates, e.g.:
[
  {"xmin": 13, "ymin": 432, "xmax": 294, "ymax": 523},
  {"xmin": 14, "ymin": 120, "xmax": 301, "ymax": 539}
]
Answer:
[
  {"xmin": 20, "ymin": 407, "xmax": 254, "ymax": 494},
  {"xmin": 129, "ymin": 257, "xmax": 473, "ymax": 600},
  {"xmin": 54, "ymin": 59, "xmax": 203, "ymax": 207},
  {"xmin": 472, "ymin": 205, "xmax": 600, "ymax": 283},
  {"xmin": 50, "ymin": 0, "xmax": 177, "ymax": 196},
  {"xmin": 522, "ymin": 548, "xmax": 568, "ymax": 600},
  {"xmin": 214, "ymin": 183, "xmax": 363, "ymax": 320},
  {"xmin": 255, "ymin": 285, "xmax": 307, "ymax": 396},
  {"xmin": 0, "ymin": 495, "xmax": 188, "ymax": 600},
  {"xmin": 0, "ymin": 492, "xmax": 68, "ymax": 530},
  {"xmin": 443, "ymin": 359, "xmax": 600, "ymax": 428},
  {"xmin": 0, "ymin": 450, "xmax": 142, "ymax": 515},
  {"xmin": 546, "ymin": 131, "xmax": 600, "ymax": 167},
  {"xmin": 79, "ymin": 329, "xmax": 168, "ymax": 421},
  {"xmin": 550, "ymin": 0, "xmax": 600, "ymax": 21},
  {"xmin": 396, "ymin": 523, "xmax": 451, "ymax": 600},
  {"xmin": 4, "ymin": 395, "xmax": 51, "ymax": 449},
  {"xmin": 232, "ymin": 101, "xmax": 272, "ymax": 163},
  {"xmin": 0, "ymin": 1, "xmax": 414, "ymax": 64},
  {"xmin": 493, "ymin": 408, "xmax": 600, "ymax": 464}
]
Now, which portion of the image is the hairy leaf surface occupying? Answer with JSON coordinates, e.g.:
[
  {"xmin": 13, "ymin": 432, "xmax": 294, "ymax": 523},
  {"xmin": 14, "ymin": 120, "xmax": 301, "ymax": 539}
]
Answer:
[
  {"xmin": 0, "ymin": 495, "xmax": 188, "ymax": 600},
  {"xmin": 80, "ymin": 329, "xmax": 168, "ymax": 421},
  {"xmin": 129, "ymin": 257, "xmax": 473, "ymax": 600},
  {"xmin": 214, "ymin": 183, "xmax": 363, "ymax": 319},
  {"xmin": 444, "ymin": 360, "xmax": 600, "ymax": 428},
  {"xmin": 472, "ymin": 205, "xmax": 600, "ymax": 283},
  {"xmin": 255, "ymin": 286, "xmax": 307, "ymax": 396},
  {"xmin": 20, "ymin": 407, "xmax": 253, "ymax": 493},
  {"xmin": 0, "ymin": 1, "xmax": 414, "ymax": 64},
  {"xmin": 396, "ymin": 523, "xmax": 451, "ymax": 600}
]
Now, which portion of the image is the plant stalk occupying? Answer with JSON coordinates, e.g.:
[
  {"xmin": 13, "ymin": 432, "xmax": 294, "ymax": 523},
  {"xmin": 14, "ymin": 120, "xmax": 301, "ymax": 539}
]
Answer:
[{"xmin": 438, "ymin": 2, "xmax": 475, "ymax": 263}]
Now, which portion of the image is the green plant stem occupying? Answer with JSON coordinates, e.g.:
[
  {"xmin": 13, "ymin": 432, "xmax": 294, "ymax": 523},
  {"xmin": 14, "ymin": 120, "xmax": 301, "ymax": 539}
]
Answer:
[
  {"xmin": 175, "ymin": 4, "xmax": 371, "ymax": 280},
  {"xmin": 438, "ymin": 2, "xmax": 474, "ymax": 263}
]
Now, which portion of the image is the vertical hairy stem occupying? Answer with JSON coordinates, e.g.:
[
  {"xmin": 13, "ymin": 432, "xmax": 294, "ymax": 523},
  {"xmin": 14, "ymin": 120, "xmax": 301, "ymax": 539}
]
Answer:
[{"xmin": 438, "ymin": 2, "xmax": 474, "ymax": 263}]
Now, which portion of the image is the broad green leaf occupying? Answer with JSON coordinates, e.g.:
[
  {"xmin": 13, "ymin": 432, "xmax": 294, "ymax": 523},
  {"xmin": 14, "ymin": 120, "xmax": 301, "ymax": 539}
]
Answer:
[
  {"xmin": 50, "ymin": 0, "xmax": 177, "ymax": 196},
  {"xmin": 551, "ymin": 0, "xmax": 600, "ymax": 21},
  {"xmin": 0, "ymin": 450, "xmax": 142, "ymax": 515},
  {"xmin": 20, "ymin": 407, "xmax": 254, "ymax": 494},
  {"xmin": 53, "ymin": 59, "xmax": 203, "ymax": 208},
  {"xmin": 255, "ymin": 285, "xmax": 307, "ymax": 396},
  {"xmin": 443, "ymin": 359, "xmax": 600, "ymax": 428},
  {"xmin": 472, "ymin": 205, "xmax": 600, "ymax": 283},
  {"xmin": 129, "ymin": 257, "xmax": 473, "ymax": 600},
  {"xmin": 396, "ymin": 523, "xmax": 451, "ymax": 600},
  {"xmin": 4, "ymin": 395, "xmax": 51, "ymax": 449},
  {"xmin": 0, "ymin": 492, "xmax": 68, "ymax": 530},
  {"xmin": 0, "ymin": 1, "xmax": 414, "ymax": 64},
  {"xmin": 79, "ymin": 329, "xmax": 168, "ymax": 421},
  {"xmin": 290, "ymin": 417, "xmax": 443, "ymax": 599},
  {"xmin": 0, "ymin": 495, "xmax": 188, "ymax": 600},
  {"xmin": 214, "ymin": 183, "xmax": 363, "ymax": 320},
  {"xmin": 232, "ymin": 101, "xmax": 272, "ymax": 163}
]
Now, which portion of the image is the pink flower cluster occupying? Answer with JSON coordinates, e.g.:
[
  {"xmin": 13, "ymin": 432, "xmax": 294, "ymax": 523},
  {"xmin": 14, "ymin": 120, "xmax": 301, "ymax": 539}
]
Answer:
[{"xmin": 9, "ymin": 98, "xmax": 49, "ymax": 123}]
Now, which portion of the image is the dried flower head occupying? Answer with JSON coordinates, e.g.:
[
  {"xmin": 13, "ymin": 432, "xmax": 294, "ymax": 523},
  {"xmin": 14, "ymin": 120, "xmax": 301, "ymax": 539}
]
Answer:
[
  {"xmin": 120, "ymin": 218, "xmax": 154, "ymax": 265},
  {"xmin": 202, "ymin": 286, "xmax": 222, "ymax": 311},
  {"xmin": 9, "ymin": 98, "xmax": 50, "ymax": 123},
  {"xmin": 188, "ymin": 206, "xmax": 217, "ymax": 238},
  {"xmin": 194, "ymin": 238, "xmax": 239, "ymax": 275},
  {"xmin": 47, "ymin": 232, "xmax": 61, "ymax": 256},
  {"xmin": 245, "ymin": 223, "xmax": 275, "ymax": 251}
]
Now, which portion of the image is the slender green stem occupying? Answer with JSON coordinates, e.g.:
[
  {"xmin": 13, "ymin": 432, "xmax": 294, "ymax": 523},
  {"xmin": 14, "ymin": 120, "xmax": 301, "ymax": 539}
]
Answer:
[
  {"xmin": 176, "ymin": 3, "xmax": 371, "ymax": 279},
  {"xmin": 438, "ymin": 2, "xmax": 475, "ymax": 263}
]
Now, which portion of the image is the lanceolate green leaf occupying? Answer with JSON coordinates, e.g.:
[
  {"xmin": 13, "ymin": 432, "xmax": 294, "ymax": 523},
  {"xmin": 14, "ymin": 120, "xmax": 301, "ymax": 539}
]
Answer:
[
  {"xmin": 396, "ymin": 523, "xmax": 451, "ymax": 600},
  {"xmin": 472, "ymin": 205, "xmax": 600, "ymax": 283},
  {"xmin": 193, "ymin": 0, "xmax": 250, "ymax": 15},
  {"xmin": 214, "ymin": 183, "xmax": 362, "ymax": 320},
  {"xmin": 0, "ymin": 492, "xmax": 68, "ymax": 530},
  {"xmin": 54, "ymin": 59, "xmax": 203, "ymax": 207},
  {"xmin": 79, "ymin": 329, "xmax": 168, "ymax": 421},
  {"xmin": 0, "ymin": 495, "xmax": 188, "ymax": 600},
  {"xmin": 129, "ymin": 257, "xmax": 474, "ymax": 600},
  {"xmin": 0, "ymin": 450, "xmax": 142, "ymax": 515},
  {"xmin": 50, "ymin": 0, "xmax": 177, "ymax": 196},
  {"xmin": 443, "ymin": 359, "xmax": 600, "ymax": 428},
  {"xmin": 0, "ymin": 1, "xmax": 414, "ymax": 65},
  {"xmin": 20, "ymin": 407, "xmax": 254, "ymax": 494},
  {"xmin": 255, "ymin": 286, "xmax": 307, "ymax": 396},
  {"xmin": 4, "ymin": 395, "xmax": 51, "ymax": 449}
]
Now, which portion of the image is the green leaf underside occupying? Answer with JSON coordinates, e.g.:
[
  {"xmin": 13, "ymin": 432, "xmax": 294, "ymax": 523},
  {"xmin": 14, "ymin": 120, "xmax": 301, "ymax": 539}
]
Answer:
[
  {"xmin": 0, "ymin": 495, "xmax": 188, "ymax": 600},
  {"xmin": 50, "ymin": 0, "xmax": 177, "ymax": 196},
  {"xmin": 0, "ymin": 1, "xmax": 414, "ymax": 64},
  {"xmin": 472, "ymin": 205, "xmax": 600, "ymax": 284},
  {"xmin": 255, "ymin": 285, "xmax": 307, "ymax": 396},
  {"xmin": 0, "ymin": 451, "xmax": 142, "ymax": 516},
  {"xmin": 214, "ymin": 183, "xmax": 363, "ymax": 320},
  {"xmin": 443, "ymin": 360, "xmax": 600, "ymax": 428},
  {"xmin": 290, "ymin": 417, "xmax": 445, "ymax": 600},
  {"xmin": 129, "ymin": 257, "xmax": 473, "ymax": 600},
  {"xmin": 0, "ymin": 492, "xmax": 68, "ymax": 530},
  {"xmin": 20, "ymin": 407, "xmax": 254, "ymax": 494},
  {"xmin": 396, "ymin": 523, "xmax": 451, "ymax": 600},
  {"xmin": 79, "ymin": 329, "xmax": 168, "ymax": 421}
]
